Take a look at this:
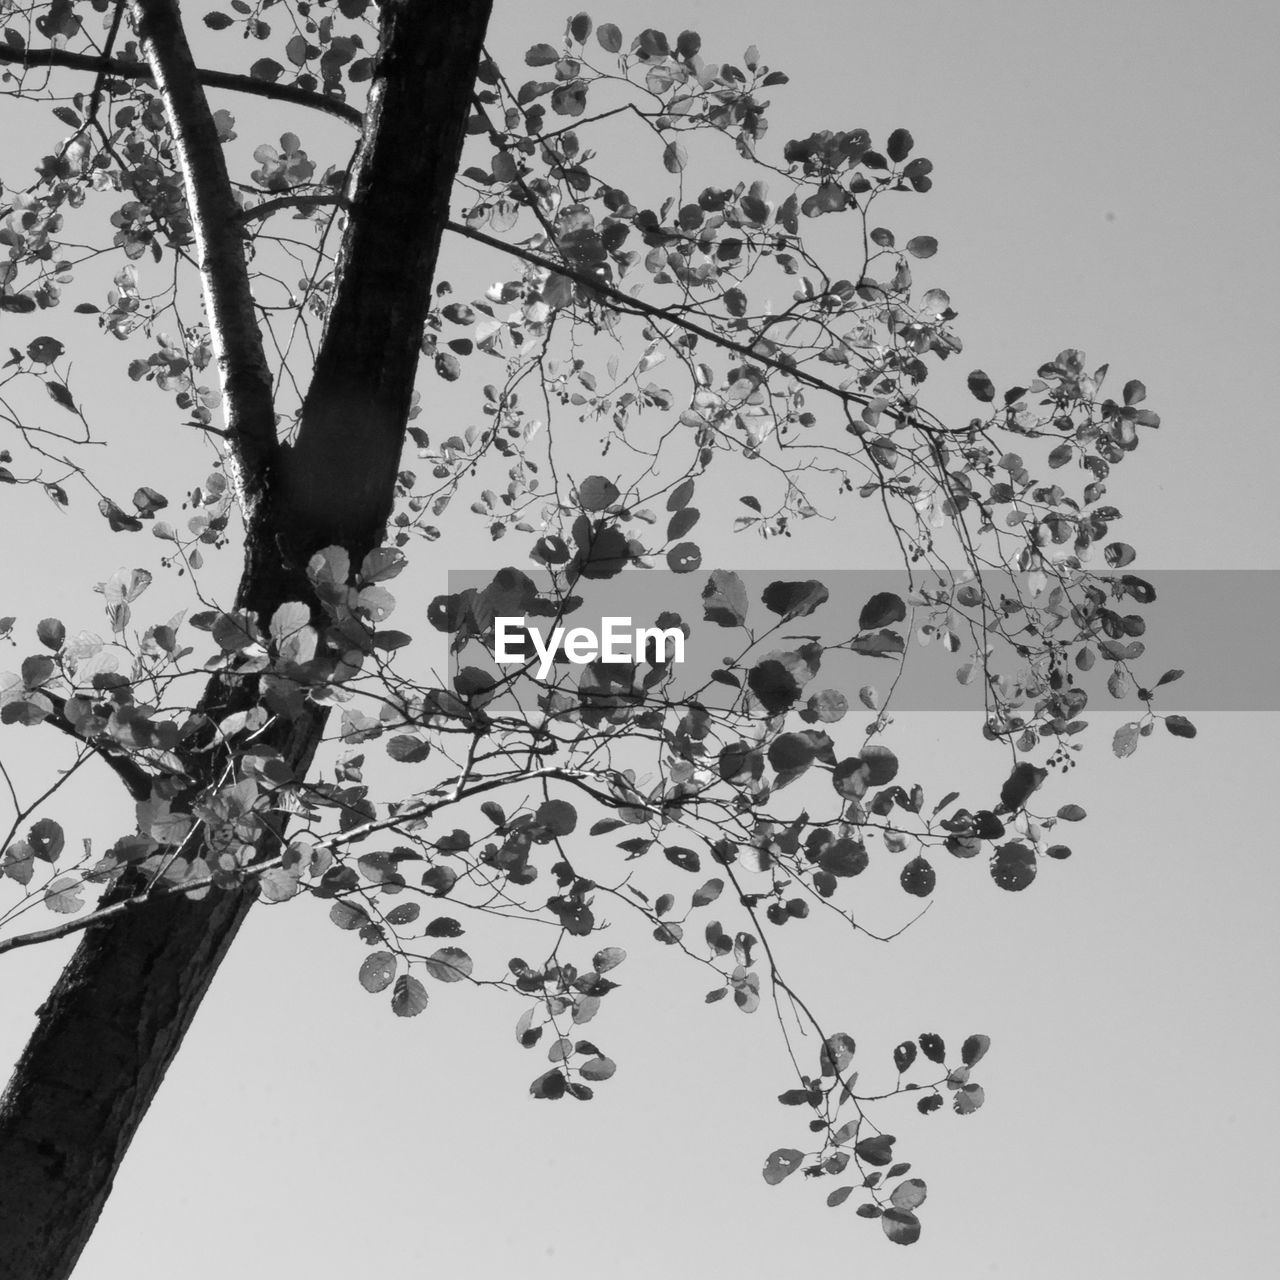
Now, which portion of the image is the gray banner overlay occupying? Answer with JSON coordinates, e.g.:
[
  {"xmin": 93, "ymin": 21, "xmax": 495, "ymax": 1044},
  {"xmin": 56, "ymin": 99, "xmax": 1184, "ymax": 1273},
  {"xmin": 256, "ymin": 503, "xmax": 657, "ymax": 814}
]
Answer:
[{"xmin": 442, "ymin": 570, "xmax": 1279, "ymax": 712}]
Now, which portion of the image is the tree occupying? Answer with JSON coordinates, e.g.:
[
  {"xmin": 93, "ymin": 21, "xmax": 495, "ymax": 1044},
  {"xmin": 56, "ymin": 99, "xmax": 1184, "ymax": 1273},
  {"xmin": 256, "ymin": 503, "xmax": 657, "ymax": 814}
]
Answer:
[{"xmin": 0, "ymin": 2, "xmax": 1189, "ymax": 1274}]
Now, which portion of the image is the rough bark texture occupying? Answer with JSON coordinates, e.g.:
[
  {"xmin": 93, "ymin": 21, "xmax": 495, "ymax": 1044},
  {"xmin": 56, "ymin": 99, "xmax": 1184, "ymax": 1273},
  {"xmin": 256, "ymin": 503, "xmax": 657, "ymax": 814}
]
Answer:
[
  {"xmin": 0, "ymin": 3, "xmax": 493, "ymax": 1275},
  {"xmin": 279, "ymin": 2, "xmax": 492, "ymax": 564}
]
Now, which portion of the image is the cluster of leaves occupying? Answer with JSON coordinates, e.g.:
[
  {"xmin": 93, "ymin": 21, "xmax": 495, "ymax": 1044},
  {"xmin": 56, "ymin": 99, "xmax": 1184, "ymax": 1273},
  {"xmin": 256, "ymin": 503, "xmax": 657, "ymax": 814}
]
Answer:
[
  {"xmin": 0, "ymin": 6, "xmax": 1197, "ymax": 1244},
  {"xmin": 205, "ymin": 0, "xmax": 376, "ymax": 99}
]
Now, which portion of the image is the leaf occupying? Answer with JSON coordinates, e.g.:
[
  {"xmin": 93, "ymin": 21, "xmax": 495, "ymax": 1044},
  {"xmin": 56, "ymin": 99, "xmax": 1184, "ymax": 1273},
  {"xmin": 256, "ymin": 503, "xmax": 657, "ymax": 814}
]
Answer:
[
  {"xmin": 535, "ymin": 798, "xmax": 577, "ymax": 836},
  {"xmin": 45, "ymin": 381, "xmax": 76, "ymax": 413},
  {"xmin": 921, "ymin": 288, "xmax": 950, "ymax": 315},
  {"xmin": 515, "ymin": 1008, "xmax": 542, "ymax": 1047},
  {"xmin": 596, "ymin": 22, "xmax": 623, "ymax": 52},
  {"xmin": 666, "ymin": 507, "xmax": 700, "ymax": 540},
  {"xmin": 633, "ymin": 28, "xmax": 669, "ymax": 58},
  {"xmin": 359, "ymin": 951, "xmax": 396, "ymax": 993},
  {"xmin": 45, "ymin": 875, "xmax": 84, "ymax": 914},
  {"xmin": 859, "ymin": 592, "xmax": 906, "ymax": 629},
  {"xmin": 832, "ymin": 759, "xmax": 869, "ymax": 801},
  {"xmin": 580, "ymin": 1055, "xmax": 616, "ymax": 1081},
  {"xmin": 899, "ymin": 856, "xmax": 935, "ymax": 897},
  {"xmin": 26, "ymin": 336, "xmax": 63, "ymax": 366},
  {"xmin": 961, "ymin": 1033, "xmax": 990, "ymax": 1067},
  {"xmin": 700, "ymin": 570, "xmax": 749, "ymax": 631},
  {"xmin": 893, "ymin": 1040, "xmax": 917, "ymax": 1073},
  {"xmin": 1112, "ymin": 721, "xmax": 1141, "ymax": 758},
  {"xmin": 204, "ymin": 12, "xmax": 234, "ymax": 30},
  {"xmin": 384, "ymin": 903, "xmax": 420, "ymax": 927},
  {"xmin": 390, "ymin": 974, "xmax": 429, "ymax": 1017},
  {"xmin": 98, "ymin": 498, "xmax": 143, "ymax": 532},
  {"xmin": 762, "ymin": 1148, "xmax": 805, "ymax": 1185},
  {"xmin": 36, "ymin": 618, "xmax": 65, "ymax": 650},
  {"xmin": 918, "ymin": 1032, "xmax": 945, "ymax": 1064},
  {"xmin": 827, "ymin": 1186, "xmax": 854, "ymax": 1208},
  {"xmin": 662, "ymin": 141, "xmax": 688, "ymax": 174},
  {"xmin": 762, "ymin": 579, "xmax": 828, "ymax": 620},
  {"xmin": 768, "ymin": 732, "xmax": 817, "ymax": 784},
  {"xmin": 819, "ymin": 1031, "xmax": 857, "ymax": 1075},
  {"xmin": 886, "ymin": 128, "xmax": 914, "ymax": 162},
  {"xmin": 953, "ymin": 1083, "xmax": 985, "ymax": 1114},
  {"xmin": 666, "ymin": 542, "xmax": 701, "ymax": 573},
  {"xmin": 569, "ymin": 13, "xmax": 593, "ymax": 42},
  {"xmin": 881, "ymin": 1208, "xmax": 921, "ymax": 1245},
  {"xmin": 851, "ymin": 630, "xmax": 905, "ymax": 659},
  {"xmin": 249, "ymin": 57, "xmax": 284, "ymax": 83},
  {"xmin": 423, "ymin": 917, "xmax": 463, "ymax": 938},
  {"xmin": 990, "ymin": 841, "xmax": 1037, "ymax": 891},
  {"xmin": 1166, "ymin": 715, "xmax": 1197, "ymax": 738},
  {"xmin": 859, "ymin": 745, "xmax": 898, "ymax": 785},
  {"xmin": 1056, "ymin": 804, "xmax": 1087, "ymax": 822},
  {"xmin": 386, "ymin": 734, "xmax": 431, "ymax": 763},
  {"xmin": 132, "ymin": 486, "xmax": 167, "ymax": 518},
  {"xmin": 258, "ymin": 865, "xmax": 303, "ymax": 902},
  {"xmin": 819, "ymin": 838, "xmax": 868, "ymax": 878},
  {"xmin": 905, "ymin": 235, "xmax": 937, "ymax": 259},
  {"xmin": 890, "ymin": 1178, "xmax": 927, "ymax": 1210},
  {"xmin": 21, "ymin": 655, "xmax": 54, "ymax": 689},
  {"xmin": 658, "ymin": 482, "xmax": 694, "ymax": 518},
  {"xmin": 424, "ymin": 946, "xmax": 473, "ymax": 982},
  {"xmin": 967, "ymin": 369, "xmax": 996, "ymax": 402},
  {"xmin": 329, "ymin": 901, "xmax": 368, "ymax": 931},
  {"xmin": 525, "ymin": 43, "xmax": 560, "ymax": 65},
  {"xmin": 577, "ymin": 475, "xmax": 619, "ymax": 511},
  {"xmin": 998, "ymin": 762, "xmax": 1046, "ymax": 813},
  {"xmin": 804, "ymin": 689, "xmax": 848, "ymax": 724},
  {"xmin": 28, "ymin": 818, "xmax": 64, "ymax": 862},
  {"xmin": 529, "ymin": 1068, "xmax": 567, "ymax": 1099},
  {"xmin": 691, "ymin": 878, "xmax": 723, "ymax": 907},
  {"xmin": 665, "ymin": 845, "xmax": 701, "ymax": 873},
  {"xmin": 854, "ymin": 1134, "xmax": 895, "ymax": 1166},
  {"xmin": 593, "ymin": 946, "xmax": 626, "ymax": 973},
  {"xmin": 2, "ymin": 841, "xmax": 35, "ymax": 886}
]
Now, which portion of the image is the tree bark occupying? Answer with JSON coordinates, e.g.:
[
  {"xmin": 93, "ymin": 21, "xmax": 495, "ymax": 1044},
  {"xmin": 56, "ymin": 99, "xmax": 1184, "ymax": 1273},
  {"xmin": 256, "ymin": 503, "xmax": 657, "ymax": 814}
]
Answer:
[{"xmin": 0, "ymin": 3, "xmax": 493, "ymax": 1275}]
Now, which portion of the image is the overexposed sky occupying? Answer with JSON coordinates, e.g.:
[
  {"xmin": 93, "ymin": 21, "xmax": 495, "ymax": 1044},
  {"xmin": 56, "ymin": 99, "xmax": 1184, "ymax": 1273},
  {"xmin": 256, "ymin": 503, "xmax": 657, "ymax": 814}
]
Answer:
[{"xmin": 1, "ymin": 2, "xmax": 1277, "ymax": 1277}]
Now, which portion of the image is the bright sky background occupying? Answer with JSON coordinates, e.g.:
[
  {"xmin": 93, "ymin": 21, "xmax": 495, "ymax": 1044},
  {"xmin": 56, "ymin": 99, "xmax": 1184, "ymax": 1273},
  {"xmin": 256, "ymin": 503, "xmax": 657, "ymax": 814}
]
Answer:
[{"xmin": 1, "ymin": 1, "xmax": 1278, "ymax": 1277}]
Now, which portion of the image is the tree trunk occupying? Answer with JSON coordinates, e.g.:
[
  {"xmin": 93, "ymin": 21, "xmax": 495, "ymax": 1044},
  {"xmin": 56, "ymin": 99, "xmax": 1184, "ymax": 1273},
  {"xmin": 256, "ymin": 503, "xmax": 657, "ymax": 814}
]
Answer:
[{"xmin": 0, "ymin": 4, "xmax": 493, "ymax": 1275}]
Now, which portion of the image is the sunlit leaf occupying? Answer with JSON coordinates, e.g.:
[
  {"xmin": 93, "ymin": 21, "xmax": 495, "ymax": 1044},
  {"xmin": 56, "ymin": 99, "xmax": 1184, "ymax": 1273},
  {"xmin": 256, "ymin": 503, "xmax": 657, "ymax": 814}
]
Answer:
[{"xmin": 890, "ymin": 1178, "xmax": 927, "ymax": 1210}]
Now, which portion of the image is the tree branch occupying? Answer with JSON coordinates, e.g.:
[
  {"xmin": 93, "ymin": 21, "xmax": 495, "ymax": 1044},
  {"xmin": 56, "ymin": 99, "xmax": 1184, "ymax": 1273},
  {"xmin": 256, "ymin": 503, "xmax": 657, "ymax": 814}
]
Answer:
[
  {"xmin": 0, "ymin": 44, "xmax": 363, "ymax": 128},
  {"xmin": 444, "ymin": 219, "xmax": 954, "ymax": 434},
  {"xmin": 237, "ymin": 192, "xmax": 347, "ymax": 226},
  {"xmin": 278, "ymin": 1, "xmax": 494, "ymax": 562},
  {"xmin": 130, "ymin": 0, "xmax": 280, "ymax": 516}
]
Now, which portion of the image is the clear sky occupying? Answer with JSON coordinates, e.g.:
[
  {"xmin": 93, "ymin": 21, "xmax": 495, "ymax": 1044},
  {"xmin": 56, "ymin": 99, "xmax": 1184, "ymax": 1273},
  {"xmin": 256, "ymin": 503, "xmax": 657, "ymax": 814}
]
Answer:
[{"xmin": 1, "ymin": 2, "xmax": 1277, "ymax": 1277}]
